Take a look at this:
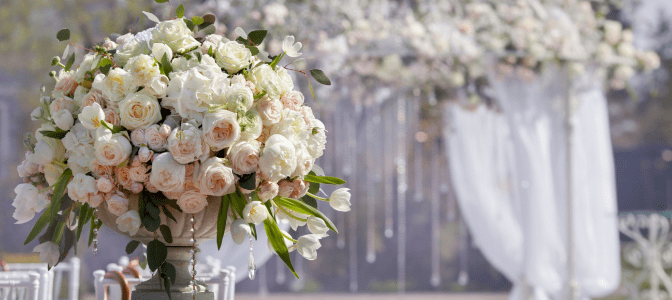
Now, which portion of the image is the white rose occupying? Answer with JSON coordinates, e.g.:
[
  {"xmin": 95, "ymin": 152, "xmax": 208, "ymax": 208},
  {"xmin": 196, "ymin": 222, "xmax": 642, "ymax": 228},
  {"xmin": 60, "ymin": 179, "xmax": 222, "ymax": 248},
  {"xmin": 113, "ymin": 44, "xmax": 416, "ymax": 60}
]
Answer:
[
  {"xmin": 239, "ymin": 108, "xmax": 263, "ymax": 141},
  {"xmin": 152, "ymin": 42, "xmax": 173, "ymax": 62},
  {"xmin": 115, "ymin": 37, "xmax": 151, "ymax": 67},
  {"xmin": 306, "ymin": 216, "xmax": 329, "ymax": 237},
  {"xmin": 138, "ymin": 146, "xmax": 154, "ymax": 163},
  {"xmin": 296, "ymin": 234, "xmax": 321, "ymax": 260},
  {"xmin": 614, "ymin": 65, "xmax": 635, "ymax": 81},
  {"xmin": 291, "ymin": 149, "xmax": 314, "ymax": 178},
  {"xmin": 49, "ymin": 95, "xmax": 76, "ymax": 114},
  {"xmin": 258, "ymin": 98, "xmax": 283, "ymax": 125},
  {"xmin": 275, "ymin": 67, "xmax": 294, "ymax": 95},
  {"xmin": 17, "ymin": 159, "xmax": 39, "ymax": 178},
  {"xmin": 33, "ymin": 242, "xmax": 60, "ymax": 267},
  {"xmin": 279, "ymin": 91, "xmax": 303, "ymax": 111},
  {"xmin": 119, "ymin": 92, "xmax": 162, "ymax": 130},
  {"xmin": 258, "ymin": 180, "xmax": 279, "ymax": 202},
  {"xmin": 53, "ymin": 109, "xmax": 74, "ymax": 131},
  {"xmin": 67, "ymin": 174, "xmax": 97, "ymax": 203},
  {"xmin": 270, "ymin": 109, "xmax": 308, "ymax": 147},
  {"xmin": 124, "ymin": 54, "xmax": 160, "ymax": 87},
  {"xmin": 168, "ymin": 123, "xmax": 206, "ymax": 164},
  {"xmin": 604, "ymin": 20, "xmax": 622, "ymax": 46},
  {"xmin": 101, "ymin": 68, "xmax": 135, "ymax": 103},
  {"xmin": 306, "ymin": 119, "xmax": 326, "ymax": 158},
  {"xmin": 144, "ymin": 124, "xmax": 167, "ymax": 151},
  {"xmin": 248, "ymin": 64, "xmax": 283, "ymax": 100},
  {"xmin": 228, "ymin": 140, "xmax": 261, "ymax": 175},
  {"xmin": 94, "ymin": 131, "xmax": 132, "ymax": 166},
  {"xmin": 258, "ymin": 134, "xmax": 297, "ymax": 181},
  {"xmin": 201, "ymin": 34, "xmax": 224, "ymax": 54},
  {"xmin": 12, "ymin": 184, "xmax": 47, "ymax": 224},
  {"xmin": 145, "ymin": 75, "xmax": 169, "ymax": 97},
  {"xmin": 243, "ymin": 201, "xmax": 268, "ymax": 225},
  {"xmin": 329, "ymin": 188, "xmax": 351, "ymax": 212},
  {"xmin": 215, "ymin": 41, "xmax": 252, "ymax": 74},
  {"xmin": 116, "ymin": 210, "xmax": 141, "ymax": 236},
  {"xmin": 177, "ymin": 189, "xmax": 209, "ymax": 214},
  {"xmin": 131, "ymin": 129, "xmax": 145, "ymax": 146},
  {"xmin": 152, "ymin": 19, "xmax": 200, "ymax": 53},
  {"xmin": 202, "ymin": 110, "xmax": 240, "ymax": 150},
  {"xmin": 78, "ymin": 102, "xmax": 106, "ymax": 130},
  {"xmin": 617, "ymin": 42, "xmax": 635, "ymax": 58},
  {"xmin": 197, "ymin": 157, "xmax": 236, "ymax": 196},
  {"xmin": 107, "ymin": 193, "xmax": 129, "ymax": 216},
  {"xmin": 149, "ymin": 153, "xmax": 186, "ymax": 193},
  {"xmin": 226, "ymin": 83, "xmax": 254, "ymax": 112}
]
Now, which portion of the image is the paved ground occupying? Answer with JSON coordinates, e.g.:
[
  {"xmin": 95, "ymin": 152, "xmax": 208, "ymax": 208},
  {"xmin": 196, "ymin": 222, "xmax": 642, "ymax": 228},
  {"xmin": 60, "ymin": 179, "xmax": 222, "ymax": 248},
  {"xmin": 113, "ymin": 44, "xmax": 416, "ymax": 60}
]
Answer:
[{"xmin": 234, "ymin": 293, "xmax": 508, "ymax": 300}]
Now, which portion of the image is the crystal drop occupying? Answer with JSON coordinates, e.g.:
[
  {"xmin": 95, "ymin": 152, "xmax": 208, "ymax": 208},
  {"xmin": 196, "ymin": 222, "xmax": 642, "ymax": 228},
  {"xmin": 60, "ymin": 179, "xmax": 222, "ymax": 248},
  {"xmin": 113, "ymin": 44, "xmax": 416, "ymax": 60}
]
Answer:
[
  {"xmin": 190, "ymin": 228, "xmax": 195, "ymax": 232},
  {"xmin": 248, "ymin": 252, "xmax": 256, "ymax": 280},
  {"xmin": 190, "ymin": 249, "xmax": 195, "ymax": 255},
  {"xmin": 190, "ymin": 238, "xmax": 195, "ymax": 243}
]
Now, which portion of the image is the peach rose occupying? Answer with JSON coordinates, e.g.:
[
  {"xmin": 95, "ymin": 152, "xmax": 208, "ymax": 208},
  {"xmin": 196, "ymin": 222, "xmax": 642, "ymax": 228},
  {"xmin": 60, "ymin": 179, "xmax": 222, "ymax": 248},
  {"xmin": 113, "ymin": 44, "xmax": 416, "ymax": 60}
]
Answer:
[
  {"xmin": 202, "ymin": 110, "xmax": 240, "ymax": 151},
  {"xmin": 131, "ymin": 129, "xmax": 145, "ymax": 147},
  {"xmin": 177, "ymin": 188, "xmax": 209, "ymax": 214},
  {"xmin": 279, "ymin": 91, "xmax": 304, "ymax": 111},
  {"xmin": 116, "ymin": 167, "xmax": 132, "ymax": 188},
  {"xmin": 129, "ymin": 165, "xmax": 149, "ymax": 182},
  {"xmin": 144, "ymin": 124, "xmax": 167, "ymax": 151},
  {"xmin": 278, "ymin": 179, "xmax": 294, "ymax": 198},
  {"xmin": 55, "ymin": 71, "xmax": 78, "ymax": 95},
  {"xmin": 258, "ymin": 98, "xmax": 283, "ymax": 125},
  {"xmin": 159, "ymin": 124, "xmax": 171, "ymax": 139},
  {"xmin": 107, "ymin": 192, "xmax": 129, "ymax": 216},
  {"xmin": 138, "ymin": 147, "xmax": 153, "ymax": 163},
  {"xmin": 228, "ymin": 140, "xmax": 261, "ymax": 175},
  {"xmin": 104, "ymin": 108, "xmax": 121, "ymax": 127},
  {"xmin": 168, "ymin": 123, "xmax": 206, "ymax": 164},
  {"xmin": 149, "ymin": 153, "xmax": 186, "ymax": 193},
  {"xmin": 96, "ymin": 175, "xmax": 115, "ymax": 193},
  {"xmin": 258, "ymin": 180, "xmax": 279, "ymax": 202},
  {"xmin": 130, "ymin": 182, "xmax": 144, "ymax": 194},
  {"xmin": 197, "ymin": 157, "xmax": 236, "ymax": 196},
  {"xmin": 89, "ymin": 159, "xmax": 115, "ymax": 178},
  {"xmin": 88, "ymin": 192, "xmax": 105, "ymax": 208},
  {"xmin": 49, "ymin": 96, "xmax": 76, "ymax": 114},
  {"xmin": 81, "ymin": 90, "xmax": 105, "ymax": 109}
]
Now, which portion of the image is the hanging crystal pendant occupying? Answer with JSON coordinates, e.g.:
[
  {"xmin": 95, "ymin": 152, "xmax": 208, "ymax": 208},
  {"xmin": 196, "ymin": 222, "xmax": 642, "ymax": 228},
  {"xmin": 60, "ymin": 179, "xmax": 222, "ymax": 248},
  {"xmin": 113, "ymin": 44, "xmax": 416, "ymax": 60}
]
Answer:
[
  {"xmin": 92, "ymin": 208, "xmax": 99, "ymax": 258},
  {"xmin": 248, "ymin": 235, "xmax": 256, "ymax": 280},
  {"xmin": 190, "ymin": 214, "xmax": 196, "ymax": 300}
]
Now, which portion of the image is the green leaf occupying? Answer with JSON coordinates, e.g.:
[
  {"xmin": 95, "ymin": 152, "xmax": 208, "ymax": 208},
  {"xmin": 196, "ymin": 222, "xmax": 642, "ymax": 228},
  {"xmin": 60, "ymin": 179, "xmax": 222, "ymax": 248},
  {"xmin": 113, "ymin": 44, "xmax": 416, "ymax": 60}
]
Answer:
[
  {"xmin": 162, "ymin": 262, "xmax": 176, "ymax": 284},
  {"xmin": 97, "ymin": 57, "xmax": 114, "ymax": 75},
  {"xmin": 56, "ymin": 29, "xmax": 70, "ymax": 41},
  {"xmin": 238, "ymin": 172, "xmax": 256, "ymax": 190},
  {"xmin": 162, "ymin": 206, "xmax": 177, "ymax": 223},
  {"xmin": 200, "ymin": 24, "xmax": 216, "ymax": 35},
  {"xmin": 246, "ymin": 46, "xmax": 259, "ymax": 56},
  {"xmin": 310, "ymin": 69, "xmax": 331, "ymax": 85},
  {"xmin": 195, "ymin": 51, "xmax": 202, "ymax": 63},
  {"xmin": 167, "ymin": 200, "xmax": 182, "ymax": 213},
  {"xmin": 142, "ymin": 215, "xmax": 161, "ymax": 232},
  {"xmin": 228, "ymin": 189, "xmax": 247, "ymax": 218},
  {"xmin": 208, "ymin": 46, "xmax": 214, "ymax": 57},
  {"xmin": 50, "ymin": 169, "xmax": 73, "ymax": 225},
  {"xmin": 201, "ymin": 14, "xmax": 216, "ymax": 27},
  {"xmin": 274, "ymin": 196, "xmax": 338, "ymax": 233},
  {"xmin": 160, "ymin": 225, "xmax": 173, "ymax": 244},
  {"xmin": 76, "ymin": 203, "xmax": 90, "ymax": 241},
  {"xmin": 307, "ymin": 178, "xmax": 320, "ymax": 195},
  {"xmin": 304, "ymin": 174, "xmax": 346, "ymax": 185},
  {"xmin": 64, "ymin": 54, "xmax": 76, "ymax": 72},
  {"xmin": 217, "ymin": 195, "xmax": 230, "ymax": 250},
  {"xmin": 52, "ymin": 222, "xmax": 65, "ymax": 245},
  {"xmin": 24, "ymin": 205, "xmax": 52, "ymax": 245},
  {"xmin": 147, "ymin": 240, "xmax": 168, "ymax": 272},
  {"xmin": 307, "ymin": 78, "xmax": 315, "ymax": 101},
  {"xmin": 161, "ymin": 53, "xmax": 173, "ymax": 77},
  {"xmin": 162, "ymin": 275, "xmax": 171, "ymax": 300},
  {"xmin": 191, "ymin": 16, "xmax": 204, "ymax": 26},
  {"xmin": 269, "ymin": 53, "xmax": 284, "ymax": 69},
  {"xmin": 248, "ymin": 30, "xmax": 267, "ymax": 45},
  {"xmin": 264, "ymin": 218, "xmax": 298, "ymax": 279},
  {"xmin": 126, "ymin": 240, "xmax": 141, "ymax": 255},
  {"xmin": 176, "ymin": 4, "xmax": 185, "ymax": 19},
  {"xmin": 40, "ymin": 130, "xmax": 68, "ymax": 140},
  {"xmin": 184, "ymin": 18, "xmax": 195, "ymax": 32},
  {"xmin": 155, "ymin": 0, "xmax": 169, "ymax": 3},
  {"xmin": 235, "ymin": 36, "xmax": 250, "ymax": 46},
  {"xmin": 146, "ymin": 201, "xmax": 160, "ymax": 219},
  {"xmin": 300, "ymin": 195, "xmax": 318, "ymax": 209},
  {"xmin": 100, "ymin": 120, "xmax": 122, "ymax": 134},
  {"xmin": 139, "ymin": 256, "xmax": 147, "ymax": 269}
]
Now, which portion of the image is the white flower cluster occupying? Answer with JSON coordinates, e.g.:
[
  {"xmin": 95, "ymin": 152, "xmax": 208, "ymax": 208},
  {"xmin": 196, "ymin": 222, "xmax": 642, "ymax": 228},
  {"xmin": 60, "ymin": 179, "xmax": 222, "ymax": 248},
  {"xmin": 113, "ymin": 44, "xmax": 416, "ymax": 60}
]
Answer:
[{"xmin": 17, "ymin": 12, "xmax": 348, "ymax": 264}]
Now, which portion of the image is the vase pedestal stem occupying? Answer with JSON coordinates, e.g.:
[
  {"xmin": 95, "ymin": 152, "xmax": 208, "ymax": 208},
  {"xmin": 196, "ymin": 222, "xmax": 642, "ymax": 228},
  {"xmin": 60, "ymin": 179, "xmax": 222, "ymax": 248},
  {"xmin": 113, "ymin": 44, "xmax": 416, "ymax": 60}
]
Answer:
[{"xmin": 132, "ymin": 246, "xmax": 213, "ymax": 300}]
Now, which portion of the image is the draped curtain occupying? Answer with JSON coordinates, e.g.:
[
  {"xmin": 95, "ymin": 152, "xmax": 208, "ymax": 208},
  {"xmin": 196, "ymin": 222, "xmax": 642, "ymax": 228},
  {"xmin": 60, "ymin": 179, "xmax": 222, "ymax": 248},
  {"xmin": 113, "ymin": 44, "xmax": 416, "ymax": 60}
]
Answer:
[{"xmin": 444, "ymin": 66, "xmax": 620, "ymax": 299}]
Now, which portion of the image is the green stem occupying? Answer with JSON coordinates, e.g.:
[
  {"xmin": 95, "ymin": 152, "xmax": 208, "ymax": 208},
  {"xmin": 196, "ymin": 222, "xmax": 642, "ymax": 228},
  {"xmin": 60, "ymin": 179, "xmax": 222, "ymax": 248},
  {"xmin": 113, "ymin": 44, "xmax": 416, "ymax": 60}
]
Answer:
[
  {"xmin": 274, "ymin": 202, "xmax": 307, "ymax": 222},
  {"xmin": 306, "ymin": 192, "xmax": 329, "ymax": 202},
  {"xmin": 38, "ymin": 185, "xmax": 55, "ymax": 194},
  {"xmin": 51, "ymin": 160, "xmax": 68, "ymax": 168},
  {"xmin": 281, "ymin": 232, "xmax": 298, "ymax": 243}
]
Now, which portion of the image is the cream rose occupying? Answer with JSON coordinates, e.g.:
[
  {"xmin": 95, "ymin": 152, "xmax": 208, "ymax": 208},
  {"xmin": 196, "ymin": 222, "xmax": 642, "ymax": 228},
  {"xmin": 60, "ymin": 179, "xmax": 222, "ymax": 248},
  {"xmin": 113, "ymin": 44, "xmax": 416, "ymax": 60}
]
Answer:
[
  {"xmin": 202, "ymin": 110, "xmax": 240, "ymax": 150},
  {"xmin": 54, "ymin": 70, "xmax": 78, "ymax": 95},
  {"xmin": 225, "ymin": 83, "xmax": 254, "ymax": 112},
  {"xmin": 90, "ymin": 159, "xmax": 115, "ymax": 178},
  {"xmin": 215, "ymin": 41, "xmax": 252, "ymax": 74},
  {"xmin": 276, "ymin": 67, "xmax": 294, "ymax": 95},
  {"xmin": 152, "ymin": 19, "xmax": 200, "ymax": 53},
  {"xmin": 80, "ymin": 90, "xmax": 105, "ymax": 109},
  {"xmin": 248, "ymin": 64, "xmax": 283, "ymax": 100},
  {"xmin": 96, "ymin": 175, "xmax": 115, "ymax": 193},
  {"xmin": 258, "ymin": 98, "xmax": 283, "ymax": 125},
  {"xmin": 116, "ymin": 210, "xmax": 141, "ymax": 236},
  {"xmin": 149, "ymin": 153, "xmax": 186, "ymax": 193},
  {"xmin": 107, "ymin": 193, "xmax": 129, "ymax": 216},
  {"xmin": 67, "ymin": 174, "xmax": 97, "ymax": 203},
  {"xmin": 94, "ymin": 131, "xmax": 132, "ymax": 166},
  {"xmin": 144, "ymin": 125, "xmax": 167, "ymax": 151},
  {"xmin": 145, "ymin": 75, "xmax": 169, "ymax": 97},
  {"xmin": 116, "ymin": 166, "xmax": 132, "ymax": 188},
  {"xmin": 104, "ymin": 108, "xmax": 121, "ymax": 127},
  {"xmin": 239, "ymin": 108, "xmax": 263, "ymax": 141},
  {"xmin": 201, "ymin": 34, "xmax": 224, "ymax": 54},
  {"xmin": 124, "ymin": 54, "xmax": 160, "ymax": 86},
  {"xmin": 279, "ymin": 91, "xmax": 304, "ymax": 111},
  {"xmin": 138, "ymin": 147, "xmax": 153, "ymax": 163},
  {"xmin": 258, "ymin": 134, "xmax": 297, "ymax": 181},
  {"xmin": 118, "ymin": 92, "xmax": 162, "ymax": 130},
  {"xmin": 228, "ymin": 140, "xmax": 261, "ymax": 175},
  {"xmin": 129, "ymin": 165, "xmax": 150, "ymax": 182},
  {"xmin": 197, "ymin": 157, "xmax": 236, "ymax": 196},
  {"xmin": 177, "ymin": 188, "xmax": 209, "ymax": 214},
  {"xmin": 100, "ymin": 68, "xmax": 135, "ymax": 103},
  {"xmin": 130, "ymin": 129, "xmax": 145, "ymax": 146},
  {"xmin": 168, "ymin": 123, "xmax": 206, "ymax": 164},
  {"xmin": 258, "ymin": 180, "xmax": 279, "ymax": 202}
]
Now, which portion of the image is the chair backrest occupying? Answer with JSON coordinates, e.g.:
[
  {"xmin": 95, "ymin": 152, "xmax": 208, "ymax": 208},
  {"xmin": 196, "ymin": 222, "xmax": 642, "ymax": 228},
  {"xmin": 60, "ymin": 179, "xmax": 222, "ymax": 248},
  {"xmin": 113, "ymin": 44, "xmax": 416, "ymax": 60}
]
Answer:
[
  {"xmin": 0, "ymin": 271, "xmax": 40, "ymax": 300},
  {"xmin": 5, "ymin": 263, "xmax": 51, "ymax": 300},
  {"xmin": 51, "ymin": 257, "xmax": 79, "ymax": 300},
  {"xmin": 93, "ymin": 270, "xmax": 132, "ymax": 300}
]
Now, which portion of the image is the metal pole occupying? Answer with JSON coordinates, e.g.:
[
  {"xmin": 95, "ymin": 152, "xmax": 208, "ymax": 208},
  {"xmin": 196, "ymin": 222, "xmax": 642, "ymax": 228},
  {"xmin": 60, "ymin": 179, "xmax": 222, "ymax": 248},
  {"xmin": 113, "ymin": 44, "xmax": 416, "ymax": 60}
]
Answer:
[{"xmin": 565, "ymin": 70, "xmax": 578, "ymax": 300}]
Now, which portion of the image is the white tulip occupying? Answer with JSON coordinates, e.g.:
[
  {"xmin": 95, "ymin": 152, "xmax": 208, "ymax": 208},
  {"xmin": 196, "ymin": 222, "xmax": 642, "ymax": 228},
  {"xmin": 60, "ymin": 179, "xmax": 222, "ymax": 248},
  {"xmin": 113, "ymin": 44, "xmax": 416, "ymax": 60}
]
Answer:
[
  {"xmin": 78, "ymin": 102, "xmax": 106, "ymax": 130},
  {"xmin": 296, "ymin": 234, "xmax": 321, "ymax": 260},
  {"xmin": 231, "ymin": 219, "xmax": 251, "ymax": 245},
  {"xmin": 31, "ymin": 107, "xmax": 44, "ymax": 120},
  {"xmin": 267, "ymin": 229, "xmax": 295, "ymax": 253},
  {"xmin": 53, "ymin": 109, "xmax": 74, "ymax": 131},
  {"xmin": 282, "ymin": 35, "xmax": 302, "ymax": 57},
  {"xmin": 33, "ymin": 242, "xmax": 60, "ymax": 267},
  {"xmin": 116, "ymin": 210, "xmax": 141, "ymax": 236},
  {"xmin": 329, "ymin": 188, "xmax": 351, "ymax": 212},
  {"xmin": 306, "ymin": 216, "xmax": 329, "ymax": 237},
  {"xmin": 243, "ymin": 201, "xmax": 268, "ymax": 225},
  {"xmin": 12, "ymin": 184, "xmax": 47, "ymax": 224}
]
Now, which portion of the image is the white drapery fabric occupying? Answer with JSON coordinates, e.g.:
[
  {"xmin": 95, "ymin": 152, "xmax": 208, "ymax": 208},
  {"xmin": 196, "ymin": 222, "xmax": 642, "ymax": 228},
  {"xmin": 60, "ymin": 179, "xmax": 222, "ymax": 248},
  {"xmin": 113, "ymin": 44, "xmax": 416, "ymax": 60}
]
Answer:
[{"xmin": 444, "ymin": 67, "xmax": 620, "ymax": 299}]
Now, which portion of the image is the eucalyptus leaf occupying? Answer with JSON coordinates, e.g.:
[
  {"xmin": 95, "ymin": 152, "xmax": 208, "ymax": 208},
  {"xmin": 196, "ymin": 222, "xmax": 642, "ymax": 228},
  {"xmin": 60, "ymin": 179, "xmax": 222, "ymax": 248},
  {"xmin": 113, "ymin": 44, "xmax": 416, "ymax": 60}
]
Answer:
[
  {"xmin": 40, "ymin": 130, "xmax": 68, "ymax": 140},
  {"xmin": 126, "ymin": 240, "xmax": 141, "ymax": 255},
  {"xmin": 162, "ymin": 206, "xmax": 177, "ymax": 223},
  {"xmin": 160, "ymin": 225, "xmax": 173, "ymax": 244},
  {"xmin": 162, "ymin": 262, "xmax": 176, "ymax": 284},
  {"xmin": 191, "ymin": 16, "xmax": 204, "ymax": 26},
  {"xmin": 56, "ymin": 29, "xmax": 70, "ymax": 42},
  {"xmin": 248, "ymin": 30, "xmax": 267, "ymax": 45},
  {"xmin": 155, "ymin": 0, "xmax": 169, "ymax": 3},
  {"xmin": 24, "ymin": 205, "xmax": 51, "ymax": 245},
  {"xmin": 310, "ymin": 69, "xmax": 331, "ymax": 85},
  {"xmin": 147, "ymin": 240, "xmax": 168, "ymax": 272},
  {"xmin": 142, "ymin": 11, "xmax": 160, "ymax": 23},
  {"xmin": 146, "ymin": 201, "xmax": 160, "ymax": 219},
  {"xmin": 238, "ymin": 172, "xmax": 256, "ymax": 190},
  {"xmin": 176, "ymin": 4, "xmax": 185, "ymax": 19},
  {"xmin": 64, "ymin": 54, "xmax": 76, "ymax": 72},
  {"xmin": 142, "ymin": 215, "xmax": 161, "ymax": 232}
]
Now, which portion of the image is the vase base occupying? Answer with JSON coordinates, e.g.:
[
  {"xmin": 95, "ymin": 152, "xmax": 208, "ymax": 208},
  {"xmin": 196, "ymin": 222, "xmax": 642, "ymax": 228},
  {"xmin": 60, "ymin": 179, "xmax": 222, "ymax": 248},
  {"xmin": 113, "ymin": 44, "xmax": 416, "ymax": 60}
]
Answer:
[{"xmin": 132, "ymin": 290, "xmax": 214, "ymax": 300}]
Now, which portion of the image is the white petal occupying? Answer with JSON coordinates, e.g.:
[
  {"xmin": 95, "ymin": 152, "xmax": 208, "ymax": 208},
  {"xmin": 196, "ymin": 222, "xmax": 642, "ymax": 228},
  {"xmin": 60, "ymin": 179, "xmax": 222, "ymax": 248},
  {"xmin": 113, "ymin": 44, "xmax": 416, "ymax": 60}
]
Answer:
[
  {"xmin": 142, "ymin": 11, "xmax": 160, "ymax": 23},
  {"xmin": 235, "ymin": 27, "xmax": 248, "ymax": 39}
]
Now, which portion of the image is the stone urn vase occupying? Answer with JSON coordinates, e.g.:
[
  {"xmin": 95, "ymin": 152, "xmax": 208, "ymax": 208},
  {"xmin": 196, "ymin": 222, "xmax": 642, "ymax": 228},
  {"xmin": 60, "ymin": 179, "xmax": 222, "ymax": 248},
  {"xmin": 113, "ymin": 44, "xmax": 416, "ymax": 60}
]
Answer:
[{"xmin": 98, "ymin": 194, "xmax": 224, "ymax": 300}]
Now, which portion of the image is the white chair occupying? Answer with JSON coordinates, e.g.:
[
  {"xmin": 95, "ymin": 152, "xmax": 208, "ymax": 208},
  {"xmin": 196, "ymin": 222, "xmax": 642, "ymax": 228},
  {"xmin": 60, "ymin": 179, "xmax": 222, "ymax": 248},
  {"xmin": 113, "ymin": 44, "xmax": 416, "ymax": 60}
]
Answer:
[
  {"xmin": 6, "ymin": 257, "xmax": 80, "ymax": 300},
  {"xmin": 0, "ymin": 271, "xmax": 40, "ymax": 300}
]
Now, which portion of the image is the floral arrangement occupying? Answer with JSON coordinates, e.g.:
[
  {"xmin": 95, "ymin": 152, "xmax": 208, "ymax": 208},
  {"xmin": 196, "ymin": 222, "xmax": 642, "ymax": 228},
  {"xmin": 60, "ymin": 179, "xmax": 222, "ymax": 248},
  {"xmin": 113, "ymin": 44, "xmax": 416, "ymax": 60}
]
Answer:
[{"xmin": 13, "ymin": 0, "xmax": 349, "ymax": 292}]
